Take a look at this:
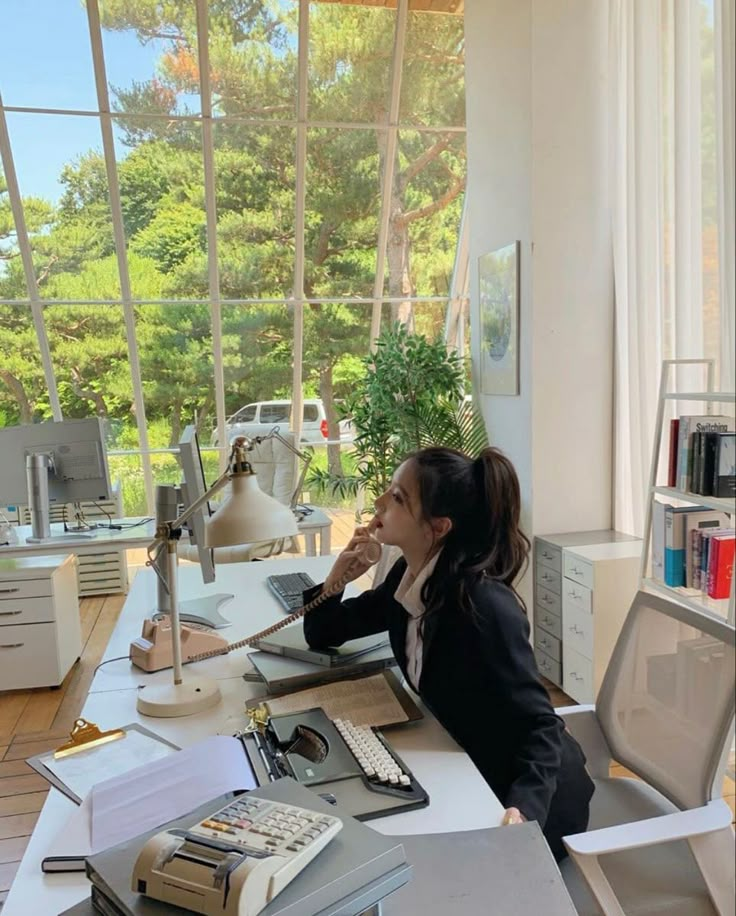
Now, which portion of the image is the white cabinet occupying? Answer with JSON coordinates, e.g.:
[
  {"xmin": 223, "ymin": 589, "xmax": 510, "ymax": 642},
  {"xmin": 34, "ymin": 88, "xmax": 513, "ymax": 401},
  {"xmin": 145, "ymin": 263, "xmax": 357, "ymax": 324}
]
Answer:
[
  {"xmin": 0, "ymin": 555, "xmax": 81, "ymax": 690},
  {"xmin": 533, "ymin": 531, "xmax": 641, "ymax": 704}
]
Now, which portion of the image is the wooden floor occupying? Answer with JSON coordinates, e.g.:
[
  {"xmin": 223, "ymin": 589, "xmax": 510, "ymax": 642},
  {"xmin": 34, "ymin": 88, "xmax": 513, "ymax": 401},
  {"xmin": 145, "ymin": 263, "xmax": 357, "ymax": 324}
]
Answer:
[{"xmin": 1, "ymin": 506, "xmax": 734, "ymax": 909}]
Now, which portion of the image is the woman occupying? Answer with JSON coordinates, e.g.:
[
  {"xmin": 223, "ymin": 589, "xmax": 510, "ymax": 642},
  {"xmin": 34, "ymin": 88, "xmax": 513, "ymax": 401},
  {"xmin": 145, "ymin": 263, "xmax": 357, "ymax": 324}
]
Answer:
[{"xmin": 303, "ymin": 446, "xmax": 594, "ymax": 861}]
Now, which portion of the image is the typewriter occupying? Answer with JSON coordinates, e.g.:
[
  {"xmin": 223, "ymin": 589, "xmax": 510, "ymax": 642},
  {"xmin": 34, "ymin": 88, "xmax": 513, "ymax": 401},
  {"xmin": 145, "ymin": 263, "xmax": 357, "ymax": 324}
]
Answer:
[{"xmin": 241, "ymin": 707, "xmax": 429, "ymax": 822}]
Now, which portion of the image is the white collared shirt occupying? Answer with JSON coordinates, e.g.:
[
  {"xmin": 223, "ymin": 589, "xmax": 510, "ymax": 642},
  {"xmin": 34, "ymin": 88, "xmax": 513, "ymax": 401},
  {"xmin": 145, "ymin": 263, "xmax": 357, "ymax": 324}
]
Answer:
[{"xmin": 394, "ymin": 551, "xmax": 442, "ymax": 691}]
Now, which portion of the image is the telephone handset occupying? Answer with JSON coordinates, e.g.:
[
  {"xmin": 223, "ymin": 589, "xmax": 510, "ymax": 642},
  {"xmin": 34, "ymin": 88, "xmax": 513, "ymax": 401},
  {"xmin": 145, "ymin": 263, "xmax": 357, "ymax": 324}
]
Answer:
[{"xmin": 188, "ymin": 533, "xmax": 382, "ymax": 664}]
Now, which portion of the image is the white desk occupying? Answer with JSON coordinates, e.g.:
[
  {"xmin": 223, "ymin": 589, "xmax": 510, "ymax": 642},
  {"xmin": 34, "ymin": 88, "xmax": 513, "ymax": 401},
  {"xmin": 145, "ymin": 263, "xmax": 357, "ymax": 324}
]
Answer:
[
  {"xmin": 2, "ymin": 557, "xmax": 505, "ymax": 916},
  {"xmin": 0, "ymin": 508, "xmax": 332, "ymax": 560},
  {"xmin": 0, "ymin": 519, "xmax": 156, "ymax": 559}
]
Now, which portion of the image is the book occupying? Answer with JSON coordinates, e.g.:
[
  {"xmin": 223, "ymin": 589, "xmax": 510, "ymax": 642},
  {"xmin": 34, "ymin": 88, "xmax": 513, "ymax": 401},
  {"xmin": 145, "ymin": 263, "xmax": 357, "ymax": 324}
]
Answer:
[
  {"xmin": 664, "ymin": 505, "xmax": 703, "ymax": 586},
  {"xmin": 690, "ymin": 432, "xmax": 703, "ymax": 495},
  {"xmin": 706, "ymin": 535, "xmax": 735, "ymax": 599},
  {"xmin": 713, "ymin": 432, "xmax": 736, "ymax": 498},
  {"xmin": 247, "ymin": 643, "xmax": 396, "ymax": 693},
  {"xmin": 699, "ymin": 431, "xmax": 721, "ymax": 496},
  {"xmin": 667, "ymin": 418, "xmax": 680, "ymax": 487},
  {"xmin": 651, "ymin": 501, "xmax": 669, "ymax": 583},
  {"xmin": 698, "ymin": 527, "xmax": 735, "ymax": 592},
  {"xmin": 252, "ymin": 623, "xmax": 390, "ymax": 668},
  {"xmin": 684, "ymin": 510, "xmax": 731, "ymax": 587},
  {"xmin": 676, "ymin": 415, "xmax": 735, "ymax": 492}
]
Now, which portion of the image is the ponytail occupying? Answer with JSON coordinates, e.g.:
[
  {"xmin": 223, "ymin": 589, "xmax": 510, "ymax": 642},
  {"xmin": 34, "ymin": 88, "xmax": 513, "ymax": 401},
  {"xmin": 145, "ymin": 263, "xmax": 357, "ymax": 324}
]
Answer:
[{"xmin": 407, "ymin": 446, "xmax": 531, "ymax": 619}]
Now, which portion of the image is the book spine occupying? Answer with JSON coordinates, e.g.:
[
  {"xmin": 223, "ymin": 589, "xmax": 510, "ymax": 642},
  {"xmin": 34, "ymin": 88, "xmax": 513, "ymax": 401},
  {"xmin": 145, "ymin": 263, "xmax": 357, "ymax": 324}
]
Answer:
[
  {"xmin": 691, "ymin": 432, "xmax": 703, "ymax": 495},
  {"xmin": 664, "ymin": 507, "xmax": 685, "ymax": 587},
  {"xmin": 706, "ymin": 536, "xmax": 721, "ymax": 598},
  {"xmin": 701, "ymin": 432, "xmax": 719, "ymax": 497},
  {"xmin": 713, "ymin": 432, "xmax": 736, "ymax": 498},
  {"xmin": 667, "ymin": 419, "xmax": 680, "ymax": 487},
  {"xmin": 676, "ymin": 417, "xmax": 692, "ymax": 491},
  {"xmin": 651, "ymin": 502, "xmax": 667, "ymax": 583},
  {"xmin": 708, "ymin": 537, "xmax": 735, "ymax": 600},
  {"xmin": 692, "ymin": 530, "xmax": 703, "ymax": 590}
]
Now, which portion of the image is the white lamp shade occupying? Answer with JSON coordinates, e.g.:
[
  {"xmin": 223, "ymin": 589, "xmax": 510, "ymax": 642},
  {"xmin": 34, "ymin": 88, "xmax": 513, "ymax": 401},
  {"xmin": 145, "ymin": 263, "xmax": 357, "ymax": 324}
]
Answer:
[{"xmin": 204, "ymin": 471, "xmax": 298, "ymax": 547}]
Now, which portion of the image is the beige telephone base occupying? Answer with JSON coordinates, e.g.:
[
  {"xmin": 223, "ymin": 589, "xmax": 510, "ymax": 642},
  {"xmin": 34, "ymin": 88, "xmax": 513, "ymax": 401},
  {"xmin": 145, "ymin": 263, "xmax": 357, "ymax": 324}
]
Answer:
[{"xmin": 130, "ymin": 618, "xmax": 229, "ymax": 673}]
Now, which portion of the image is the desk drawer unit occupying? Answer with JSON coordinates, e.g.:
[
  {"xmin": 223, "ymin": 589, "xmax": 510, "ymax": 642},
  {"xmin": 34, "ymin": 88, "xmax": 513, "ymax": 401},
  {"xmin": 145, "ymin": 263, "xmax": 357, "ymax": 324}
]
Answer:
[
  {"xmin": 15, "ymin": 491, "xmax": 130, "ymax": 596},
  {"xmin": 534, "ymin": 532, "xmax": 642, "ymax": 701},
  {"xmin": 0, "ymin": 555, "xmax": 81, "ymax": 690}
]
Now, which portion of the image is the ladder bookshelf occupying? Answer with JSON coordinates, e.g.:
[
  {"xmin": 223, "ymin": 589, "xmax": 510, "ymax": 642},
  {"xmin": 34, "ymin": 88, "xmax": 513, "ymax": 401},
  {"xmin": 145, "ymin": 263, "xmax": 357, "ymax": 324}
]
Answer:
[{"xmin": 641, "ymin": 359, "xmax": 736, "ymax": 624}]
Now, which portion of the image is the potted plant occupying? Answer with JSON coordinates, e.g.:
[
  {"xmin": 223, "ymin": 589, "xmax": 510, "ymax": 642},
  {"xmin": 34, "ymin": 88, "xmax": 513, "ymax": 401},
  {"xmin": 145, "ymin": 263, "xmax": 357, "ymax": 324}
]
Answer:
[{"xmin": 309, "ymin": 324, "xmax": 488, "ymax": 510}]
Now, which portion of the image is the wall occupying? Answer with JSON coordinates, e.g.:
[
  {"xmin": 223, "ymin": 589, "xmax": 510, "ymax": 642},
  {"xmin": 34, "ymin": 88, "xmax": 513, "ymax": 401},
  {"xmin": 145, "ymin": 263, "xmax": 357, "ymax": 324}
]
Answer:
[{"xmin": 464, "ymin": 0, "xmax": 613, "ymax": 608}]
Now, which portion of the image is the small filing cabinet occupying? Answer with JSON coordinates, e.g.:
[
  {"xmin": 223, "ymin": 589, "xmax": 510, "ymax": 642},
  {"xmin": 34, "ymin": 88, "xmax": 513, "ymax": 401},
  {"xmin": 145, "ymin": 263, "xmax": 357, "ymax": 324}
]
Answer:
[
  {"xmin": 0, "ymin": 555, "xmax": 81, "ymax": 690},
  {"xmin": 533, "ymin": 531, "xmax": 641, "ymax": 703}
]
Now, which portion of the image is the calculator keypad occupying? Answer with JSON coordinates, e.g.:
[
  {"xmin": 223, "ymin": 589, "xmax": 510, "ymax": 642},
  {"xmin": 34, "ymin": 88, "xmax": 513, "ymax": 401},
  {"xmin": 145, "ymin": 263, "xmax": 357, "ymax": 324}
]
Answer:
[{"xmin": 189, "ymin": 796, "xmax": 341, "ymax": 856}]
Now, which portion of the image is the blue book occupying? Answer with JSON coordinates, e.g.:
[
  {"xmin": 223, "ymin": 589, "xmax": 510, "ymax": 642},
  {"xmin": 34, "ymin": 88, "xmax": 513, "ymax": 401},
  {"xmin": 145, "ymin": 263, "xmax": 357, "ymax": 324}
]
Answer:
[{"xmin": 664, "ymin": 506, "xmax": 706, "ymax": 586}]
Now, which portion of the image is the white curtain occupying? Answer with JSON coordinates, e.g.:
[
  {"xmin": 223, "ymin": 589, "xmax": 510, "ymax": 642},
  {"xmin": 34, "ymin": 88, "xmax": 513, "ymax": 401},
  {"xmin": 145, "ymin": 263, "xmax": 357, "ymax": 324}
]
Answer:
[
  {"xmin": 610, "ymin": 0, "xmax": 734, "ymax": 537},
  {"xmin": 716, "ymin": 0, "xmax": 736, "ymax": 392}
]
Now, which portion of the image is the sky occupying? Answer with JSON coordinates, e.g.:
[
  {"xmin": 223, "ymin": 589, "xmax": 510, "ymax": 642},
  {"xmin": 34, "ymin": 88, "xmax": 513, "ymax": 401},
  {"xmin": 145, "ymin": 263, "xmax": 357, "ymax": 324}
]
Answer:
[{"xmin": 0, "ymin": 0, "xmax": 167, "ymax": 203}]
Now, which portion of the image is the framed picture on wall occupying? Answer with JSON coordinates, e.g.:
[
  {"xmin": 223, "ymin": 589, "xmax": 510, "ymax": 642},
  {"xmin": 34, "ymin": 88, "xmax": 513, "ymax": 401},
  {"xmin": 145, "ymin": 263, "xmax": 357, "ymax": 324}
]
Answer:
[{"xmin": 478, "ymin": 241, "xmax": 520, "ymax": 396}]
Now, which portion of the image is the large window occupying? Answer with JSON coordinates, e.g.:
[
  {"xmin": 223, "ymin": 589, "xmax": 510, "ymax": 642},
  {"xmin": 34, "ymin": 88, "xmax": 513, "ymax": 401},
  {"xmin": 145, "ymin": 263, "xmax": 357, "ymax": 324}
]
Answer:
[{"xmin": 0, "ymin": 0, "xmax": 468, "ymax": 515}]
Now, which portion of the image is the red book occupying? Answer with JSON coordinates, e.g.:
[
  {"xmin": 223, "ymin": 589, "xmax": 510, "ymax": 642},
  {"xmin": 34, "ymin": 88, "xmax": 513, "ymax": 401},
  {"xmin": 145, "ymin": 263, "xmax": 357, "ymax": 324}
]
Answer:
[
  {"xmin": 707, "ymin": 535, "xmax": 735, "ymax": 599},
  {"xmin": 667, "ymin": 418, "xmax": 680, "ymax": 487}
]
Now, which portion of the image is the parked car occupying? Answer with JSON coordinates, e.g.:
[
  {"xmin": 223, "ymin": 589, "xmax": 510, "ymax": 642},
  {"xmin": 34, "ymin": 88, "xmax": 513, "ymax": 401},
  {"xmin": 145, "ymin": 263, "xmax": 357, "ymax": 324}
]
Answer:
[{"xmin": 212, "ymin": 399, "xmax": 353, "ymax": 446}]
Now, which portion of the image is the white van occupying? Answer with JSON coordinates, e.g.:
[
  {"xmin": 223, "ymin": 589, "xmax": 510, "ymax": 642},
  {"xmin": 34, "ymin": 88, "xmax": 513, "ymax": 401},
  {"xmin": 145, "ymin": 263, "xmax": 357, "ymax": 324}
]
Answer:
[{"xmin": 214, "ymin": 399, "xmax": 352, "ymax": 445}]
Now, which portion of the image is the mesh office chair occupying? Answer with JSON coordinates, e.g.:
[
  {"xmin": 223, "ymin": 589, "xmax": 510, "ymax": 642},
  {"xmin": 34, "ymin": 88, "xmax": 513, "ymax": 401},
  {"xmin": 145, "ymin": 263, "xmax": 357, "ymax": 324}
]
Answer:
[
  {"xmin": 558, "ymin": 590, "xmax": 735, "ymax": 916},
  {"xmin": 179, "ymin": 432, "xmax": 301, "ymax": 563}
]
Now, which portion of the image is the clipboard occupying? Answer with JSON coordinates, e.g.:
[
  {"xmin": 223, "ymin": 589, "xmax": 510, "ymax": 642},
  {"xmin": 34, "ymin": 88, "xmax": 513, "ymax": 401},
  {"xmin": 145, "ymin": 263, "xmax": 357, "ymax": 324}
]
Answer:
[{"xmin": 27, "ymin": 718, "xmax": 180, "ymax": 804}]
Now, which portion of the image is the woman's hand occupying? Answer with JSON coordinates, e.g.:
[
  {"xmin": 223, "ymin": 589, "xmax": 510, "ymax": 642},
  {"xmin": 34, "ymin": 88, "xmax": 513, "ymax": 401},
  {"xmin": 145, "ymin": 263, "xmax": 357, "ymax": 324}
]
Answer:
[
  {"xmin": 501, "ymin": 807, "xmax": 526, "ymax": 826},
  {"xmin": 323, "ymin": 525, "xmax": 379, "ymax": 594}
]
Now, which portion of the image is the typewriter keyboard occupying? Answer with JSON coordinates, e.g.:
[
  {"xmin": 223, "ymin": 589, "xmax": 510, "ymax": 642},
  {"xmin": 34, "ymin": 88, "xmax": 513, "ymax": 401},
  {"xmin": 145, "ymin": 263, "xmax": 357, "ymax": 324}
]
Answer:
[{"xmin": 333, "ymin": 718, "xmax": 412, "ymax": 788}]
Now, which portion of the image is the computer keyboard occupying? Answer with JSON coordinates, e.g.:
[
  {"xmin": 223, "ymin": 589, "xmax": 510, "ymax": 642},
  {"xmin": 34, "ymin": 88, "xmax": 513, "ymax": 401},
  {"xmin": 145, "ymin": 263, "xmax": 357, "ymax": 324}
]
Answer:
[{"xmin": 266, "ymin": 571, "xmax": 316, "ymax": 613}]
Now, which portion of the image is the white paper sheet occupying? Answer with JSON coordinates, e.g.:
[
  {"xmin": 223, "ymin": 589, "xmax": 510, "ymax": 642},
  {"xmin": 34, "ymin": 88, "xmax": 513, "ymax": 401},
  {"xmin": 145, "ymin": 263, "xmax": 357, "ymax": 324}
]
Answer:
[
  {"xmin": 37, "ymin": 728, "xmax": 176, "ymax": 801},
  {"xmin": 45, "ymin": 735, "xmax": 256, "ymax": 860}
]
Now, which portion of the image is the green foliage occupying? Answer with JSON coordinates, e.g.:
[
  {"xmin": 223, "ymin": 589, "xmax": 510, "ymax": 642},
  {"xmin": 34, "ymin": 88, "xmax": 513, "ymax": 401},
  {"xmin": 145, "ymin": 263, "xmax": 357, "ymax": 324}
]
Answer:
[
  {"xmin": 308, "ymin": 324, "xmax": 485, "ymax": 508},
  {"xmin": 0, "ymin": 4, "xmax": 467, "ymax": 491}
]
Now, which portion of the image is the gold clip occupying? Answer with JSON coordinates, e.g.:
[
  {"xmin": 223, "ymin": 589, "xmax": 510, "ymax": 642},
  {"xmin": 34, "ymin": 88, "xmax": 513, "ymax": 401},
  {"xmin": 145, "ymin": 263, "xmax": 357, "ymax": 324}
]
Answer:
[
  {"xmin": 243, "ymin": 704, "xmax": 270, "ymax": 734},
  {"xmin": 53, "ymin": 718, "xmax": 126, "ymax": 759}
]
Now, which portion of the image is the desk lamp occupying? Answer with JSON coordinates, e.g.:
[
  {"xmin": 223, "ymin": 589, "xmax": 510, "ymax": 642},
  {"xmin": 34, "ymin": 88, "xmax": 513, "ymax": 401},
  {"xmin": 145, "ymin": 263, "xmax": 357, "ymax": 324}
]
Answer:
[{"xmin": 136, "ymin": 437, "xmax": 298, "ymax": 718}]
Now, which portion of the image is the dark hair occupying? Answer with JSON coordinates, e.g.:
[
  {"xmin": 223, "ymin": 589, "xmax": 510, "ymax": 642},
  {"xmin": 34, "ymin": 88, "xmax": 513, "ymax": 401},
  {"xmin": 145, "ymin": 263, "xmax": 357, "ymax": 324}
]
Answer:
[{"xmin": 405, "ymin": 446, "xmax": 531, "ymax": 620}]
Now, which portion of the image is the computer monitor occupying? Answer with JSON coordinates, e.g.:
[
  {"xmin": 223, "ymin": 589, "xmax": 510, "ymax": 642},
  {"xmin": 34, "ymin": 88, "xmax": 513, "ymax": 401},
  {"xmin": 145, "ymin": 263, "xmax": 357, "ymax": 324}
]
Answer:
[
  {"xmin": 0, "ymin": 419, "xmax": 112, "ymax": 539},
  {"xmin": 152, "ymin": 425, "xmax": 233, "ymax": 629},
  {"xmin": 178, "ymin": 425, "xmax": 216, "ymax": 585}
]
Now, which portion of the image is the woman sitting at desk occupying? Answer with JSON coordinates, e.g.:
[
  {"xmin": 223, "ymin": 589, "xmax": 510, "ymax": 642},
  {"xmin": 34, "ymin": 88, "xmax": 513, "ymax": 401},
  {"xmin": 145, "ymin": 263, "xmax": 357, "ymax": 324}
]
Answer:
[{"xmin": 303, "ymin": 446, "xmax": 594, "ymax": 862}]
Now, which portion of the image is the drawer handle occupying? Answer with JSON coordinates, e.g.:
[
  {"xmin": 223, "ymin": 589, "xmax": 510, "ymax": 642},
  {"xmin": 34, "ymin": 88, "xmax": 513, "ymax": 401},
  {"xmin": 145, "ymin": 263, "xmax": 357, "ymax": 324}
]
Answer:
[
  {"xmin": 0, "ymin": 609, "xmax": 22, "ymax": 616},
  {"xmin": 542, "ymin": 551, "xmax": 552, "ymax": 559},
  {"xmin": 0, "ymin": 587, "xmax": 20, "ymax": 594},
  {"xmin": 569, "ymin": 672, "xmax": 584, "ymax": 681},
  {"xmin": 571, "ymin": 567, "xmax": 585, "ymax": 578},
  {"xmin": 569, "ymin": 624, "xmax": 583, "ymax": 635},
  {"xmin": 568, "ymin": 590, "xmax": 579, "ymax": 599},
  {"xmin": 0, "ymin": 642, "xmax": 24, "ymax": 649},
  {"xmin": 543, "ymin": 616, "xmax": 554, "ymax": 625},
  {"xmin": 542, "ymin": 594, "xmax": 553, "ymax": 604}
]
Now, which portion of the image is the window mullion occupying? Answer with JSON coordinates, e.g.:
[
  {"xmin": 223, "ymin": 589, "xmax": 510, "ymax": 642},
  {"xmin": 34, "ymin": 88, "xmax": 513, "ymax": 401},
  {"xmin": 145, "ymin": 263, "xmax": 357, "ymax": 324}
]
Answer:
[{"xmin": 86, "ymin": 0, "xmax": 154, "ymax": 511}]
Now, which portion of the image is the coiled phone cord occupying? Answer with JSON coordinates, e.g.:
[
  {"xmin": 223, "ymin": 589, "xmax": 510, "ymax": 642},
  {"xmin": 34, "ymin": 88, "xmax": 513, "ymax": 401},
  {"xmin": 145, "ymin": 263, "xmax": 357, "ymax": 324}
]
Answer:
[{"xmin": 188, "ymin": 538, "xmax": 382, "ymax": 663}]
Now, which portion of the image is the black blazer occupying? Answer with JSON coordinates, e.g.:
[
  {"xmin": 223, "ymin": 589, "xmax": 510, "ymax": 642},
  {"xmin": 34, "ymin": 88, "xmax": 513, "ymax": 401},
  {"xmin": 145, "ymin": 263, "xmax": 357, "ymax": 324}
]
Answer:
[{"xmin": 304, "ymin": 558, "xmax": 594, "ymax": 861}]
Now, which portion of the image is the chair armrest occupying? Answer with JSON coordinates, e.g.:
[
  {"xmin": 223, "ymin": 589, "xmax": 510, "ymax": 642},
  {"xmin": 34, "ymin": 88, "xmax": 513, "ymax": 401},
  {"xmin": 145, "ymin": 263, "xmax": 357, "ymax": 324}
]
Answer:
[
  {"xmin": 556, "ymin": 705, "xmax": 612, "ymax": 777},
  {"xmin": 564, "ymin": 800, "xmax": 734, "ymax": 856}
]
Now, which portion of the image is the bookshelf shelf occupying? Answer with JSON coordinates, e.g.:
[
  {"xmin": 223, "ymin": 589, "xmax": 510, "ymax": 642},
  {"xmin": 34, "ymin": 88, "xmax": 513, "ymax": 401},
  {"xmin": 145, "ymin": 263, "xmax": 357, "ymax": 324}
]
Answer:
[
  {"xmin": 652, "ymin": 486, "xmax": 736, "ymax": 516},
  {"xmin": 641, "ymin": 360, "xmax": 735, "ymax": 625},
  {"xmin": 642, "ymin": 577, "xmax": 731, "ymax": 621},
  {"xmin": 663, "ymin": 391, "xmax": 736, "ymax": 403}
]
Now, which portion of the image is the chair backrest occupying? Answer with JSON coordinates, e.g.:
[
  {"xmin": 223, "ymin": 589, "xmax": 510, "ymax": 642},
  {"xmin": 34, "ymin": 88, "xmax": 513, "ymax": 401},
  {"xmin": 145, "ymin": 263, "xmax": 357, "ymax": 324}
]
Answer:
[
  {"xmin": 597, "ymin": 589, "xmax": 735, "ymax": 811},
  {"xmin": 246, "ymin": 433, "xmax": 299, "ymax": 507}
]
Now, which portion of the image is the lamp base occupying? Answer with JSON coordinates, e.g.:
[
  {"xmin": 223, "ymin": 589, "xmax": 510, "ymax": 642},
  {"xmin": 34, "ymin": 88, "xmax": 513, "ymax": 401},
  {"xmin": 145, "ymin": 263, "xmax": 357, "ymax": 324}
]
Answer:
[{"xmin": 136, "ymin": 676, "xmax": 222, "ymax": 718}]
